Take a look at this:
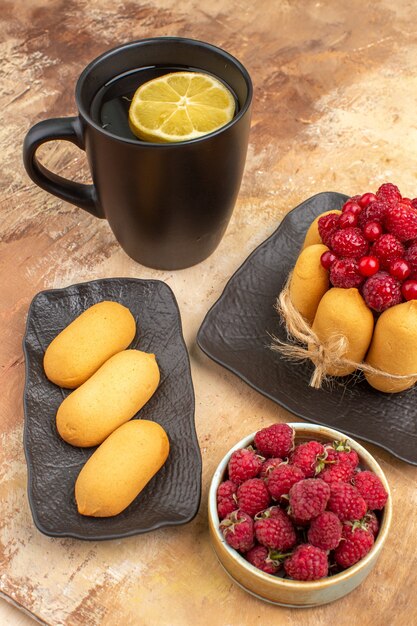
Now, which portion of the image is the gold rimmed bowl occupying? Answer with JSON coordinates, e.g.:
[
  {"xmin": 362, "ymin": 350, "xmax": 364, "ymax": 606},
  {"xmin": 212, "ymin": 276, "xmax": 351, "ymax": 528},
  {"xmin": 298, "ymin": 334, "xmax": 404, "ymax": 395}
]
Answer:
[{"xmin": 208, "ymin": 422, "xmax": 392, "ymax": 607}]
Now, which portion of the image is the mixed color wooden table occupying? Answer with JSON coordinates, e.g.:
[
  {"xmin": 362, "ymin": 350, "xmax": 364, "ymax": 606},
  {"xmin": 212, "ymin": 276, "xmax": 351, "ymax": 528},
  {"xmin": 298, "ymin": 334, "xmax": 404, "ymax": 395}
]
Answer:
[{"xmin": 1, "ymin": 1, "xmax": 417, "ymax": 624}]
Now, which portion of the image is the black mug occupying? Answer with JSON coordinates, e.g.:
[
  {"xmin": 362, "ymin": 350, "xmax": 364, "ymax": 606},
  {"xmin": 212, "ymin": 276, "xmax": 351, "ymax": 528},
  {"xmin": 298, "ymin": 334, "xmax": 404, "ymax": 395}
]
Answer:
[{"xmin": 23, "ymin": 37, "xmax": 253, "ymax": 270}]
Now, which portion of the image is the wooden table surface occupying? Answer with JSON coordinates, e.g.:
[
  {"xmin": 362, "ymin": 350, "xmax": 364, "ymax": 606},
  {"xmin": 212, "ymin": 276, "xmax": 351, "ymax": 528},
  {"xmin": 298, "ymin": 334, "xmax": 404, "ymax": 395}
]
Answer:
[{"xmin": 1, "ymin": 1, "xmax": 417, "ymax": 624}]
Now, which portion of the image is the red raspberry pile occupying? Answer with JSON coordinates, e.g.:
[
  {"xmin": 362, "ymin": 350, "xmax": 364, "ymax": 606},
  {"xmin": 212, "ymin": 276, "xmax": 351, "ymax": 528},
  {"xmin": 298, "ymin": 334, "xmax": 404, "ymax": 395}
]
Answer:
[
  {"xmin": 318, "ymin": 183, "xmax": 417, "ymax": 312},
  {"xmin": 218, "ymin": 424, "xmax": 388, "ymax": 582}
]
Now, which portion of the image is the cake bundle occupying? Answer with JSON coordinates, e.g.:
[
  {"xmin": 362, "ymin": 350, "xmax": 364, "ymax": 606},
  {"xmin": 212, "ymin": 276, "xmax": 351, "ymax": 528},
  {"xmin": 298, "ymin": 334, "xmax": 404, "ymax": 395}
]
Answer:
[{"xmin": 273, "ymin": 183, "xmax": 417, "ymax": 393}]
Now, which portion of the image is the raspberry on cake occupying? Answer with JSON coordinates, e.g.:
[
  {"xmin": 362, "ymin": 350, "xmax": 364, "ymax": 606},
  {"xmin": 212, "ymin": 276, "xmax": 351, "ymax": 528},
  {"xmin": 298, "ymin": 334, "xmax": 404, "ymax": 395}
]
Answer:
[
  {"xmin": 384, "ymin": 203, "xmax": 417, "ymax": 241},
  {"xmin": 330, "ymin": 257, "xmax": 364, "ymax": 288},
  {"xmin": 358, "ymin": 200, "xmax": 388, "ymax": 228},
  {"xmin": 330, "ymin": 227, "xmax": 369, "ymax": 258},
  {"xmin": 371, "ymin": 234, "xmax": 405, "ymax": 269},
  {"xmin": 318, "ymin": 213, "xmax": 340, "ymax": 246},
  {"xmin": 376, "ymin": 182, "xmax": 402, "ymax": 206},
  {"xmin": 362, "ymin": 271, "xmax": 402, "ymax": 312}
]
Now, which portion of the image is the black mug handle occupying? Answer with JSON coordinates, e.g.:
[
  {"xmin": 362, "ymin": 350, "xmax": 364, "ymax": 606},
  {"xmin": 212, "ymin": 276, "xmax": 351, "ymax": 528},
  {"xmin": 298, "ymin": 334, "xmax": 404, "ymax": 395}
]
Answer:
[{"xmin": 23, "ymin": 117, "xmax": 103, "ymax": 218}]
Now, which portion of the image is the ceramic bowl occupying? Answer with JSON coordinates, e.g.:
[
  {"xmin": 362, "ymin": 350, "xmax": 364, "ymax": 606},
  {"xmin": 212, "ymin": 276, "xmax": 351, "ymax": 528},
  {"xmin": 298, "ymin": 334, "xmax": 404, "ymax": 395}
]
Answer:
[{"xmin": 208, "ymin": 422, "xmax": 392, "ymax": 607}]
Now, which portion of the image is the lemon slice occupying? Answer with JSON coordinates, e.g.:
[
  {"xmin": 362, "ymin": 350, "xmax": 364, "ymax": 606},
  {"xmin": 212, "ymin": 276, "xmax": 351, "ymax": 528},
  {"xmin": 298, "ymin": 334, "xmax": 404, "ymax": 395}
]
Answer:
[{"xmin": 128, "ymin": 71, "xmax": 236, "ymax": 143}]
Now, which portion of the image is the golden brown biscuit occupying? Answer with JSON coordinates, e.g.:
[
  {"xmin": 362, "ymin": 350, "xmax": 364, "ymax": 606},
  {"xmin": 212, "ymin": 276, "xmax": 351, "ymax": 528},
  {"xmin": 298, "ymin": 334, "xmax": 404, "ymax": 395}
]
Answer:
[
  {"xmin": 75, "ymin": 420, "xmax": 169, "ymax": 517},
  {"xmin": 365, "ymin": 300, "xmax": 417, "ymax": 392},
  {"xmin": 312, "ymin": 287, "xmax": 374, "ymax": 376},
  {"xmin": 56, "ymin": 350, "xmax": 160, "ymax": 447},
  {"xmin": 302, "ymin": 210, "xmax": 342, "ymax": 249},
  {"xmin": 44, "ymin": 301, "xmax": 136, "ymax": 388},
  {"xmin": 289, "ymin": 244, "xmax": 330, "ymax": 324}
]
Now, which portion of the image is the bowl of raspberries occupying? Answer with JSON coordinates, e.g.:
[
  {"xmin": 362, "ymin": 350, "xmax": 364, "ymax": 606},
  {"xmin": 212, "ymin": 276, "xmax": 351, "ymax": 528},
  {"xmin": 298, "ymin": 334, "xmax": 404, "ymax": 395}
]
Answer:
[{"xmin": 208, "ymin": 422, "xmax": 391, "ymax": 607}]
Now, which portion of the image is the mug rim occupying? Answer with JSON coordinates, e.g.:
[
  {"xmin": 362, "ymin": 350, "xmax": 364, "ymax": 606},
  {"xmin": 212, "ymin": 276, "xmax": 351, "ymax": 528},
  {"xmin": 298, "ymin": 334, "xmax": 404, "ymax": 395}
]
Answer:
[{"xmin": 75, "ymin": 36, "xmax": 253, "ymax": 147}]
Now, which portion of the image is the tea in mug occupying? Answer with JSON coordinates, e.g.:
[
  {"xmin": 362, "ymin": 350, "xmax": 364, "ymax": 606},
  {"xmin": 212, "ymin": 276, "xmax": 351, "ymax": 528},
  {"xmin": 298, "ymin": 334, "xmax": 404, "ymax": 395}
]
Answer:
[{"xmin": 90, "ymin": 66, "xmax": 238, "ymax": 143}]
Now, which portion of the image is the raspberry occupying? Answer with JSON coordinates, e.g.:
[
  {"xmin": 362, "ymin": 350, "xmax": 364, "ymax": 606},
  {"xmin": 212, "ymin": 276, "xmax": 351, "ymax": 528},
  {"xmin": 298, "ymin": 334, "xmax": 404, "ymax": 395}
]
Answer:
[
  {"xmin": 330, "ymin": 257, "xmax": 364, "ymax": 288},
  {"xmin": 307, "ymin": 511, "xmax": 343, "ymax": 550},
  {"xmin": 358, "ymin": 200, "xmax": 388, "ymax": 228},
  {"xmin": 288, "ymin": 512, "xmax": 310, "ymax": 528},
  {"xmin": 217, "ymin": 480, "xmax": 238, "ymax": 519},
  {"xmin": 289, "ymin": 478, "xmax": 330, "ymax": 522},
  {"xmin": 334, "ymin": 523, "xmax": 374, "ymax": 568},
  {"xmin": 371, "ymin": 234, "xmax": 405, "ymax": 268},
  {"xmin": 376, "ymin": 182, "xmax": 402, "ymax": 206},
  {"xmin": 412, "ymin": 198, "xmax": 417, "ymax": 210},
  {"xmin": 236, "ymin": 478, "xmax": 271, "ymax": 517},
  {"xmin": 266, "ymin": 463, "xmax": 305, "ymax": 501},
  {"xmin": 324, "ymin": 441, "xmax": 359, "ymax": 468},
  {"xmin": 384, "ymin": 203, "xmax": 417, "ymax": 241},
  {"xmin": 353, "ymin": 471, "xmax": 388, "ymax": 510},
  {"xmin": 405, "ymin": 241, "xmax": 417, "ymax": 273},
  {"xmin": 254, "ymin": 423, "xmax": 294, "ymax": 458},
  {"xmin": 284, "ymin": 544, "xmax": 328, "ymax": 581},
  {"xmin": 290, "ymin": 441, "xmax": 325, "ymax": 477},
  {"xmin": 254, "ymin": 507, "xmax": 297, "ymax": 550},
  {"xmin": 362, "ymin": 511, "xmax": 380, "ymax": 537},
  {"xmin": 362, "ymin": 271, "xmax": 402, "ymax": 312},
  {"xmin": 228, "ymin": 448, "xmax": 263, "ymax": 485},
  {"xmin": 327, "ymin": 482, "xmax": 367, "ymax": 521},
  {"xmin": 245, "ymin": 545, "xmax": 281, "ymax": 574},
  {"xmin": 220, "ymin": 510, "xmax": 254, "ymax": 552},
  {"xmin": 260, "ymin": 457, "xmax": 283, "ymax": 479},
  {"xmin": 319, "ymin": 460, "xmax": 355, "ymax": 484},
  {"xmin": 330, "ymin": 227, "xmax": 369, "ymax": 258},
  {"xmin": 318, "ymin": 213, "xmax": 340, "ymax": 246}
]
